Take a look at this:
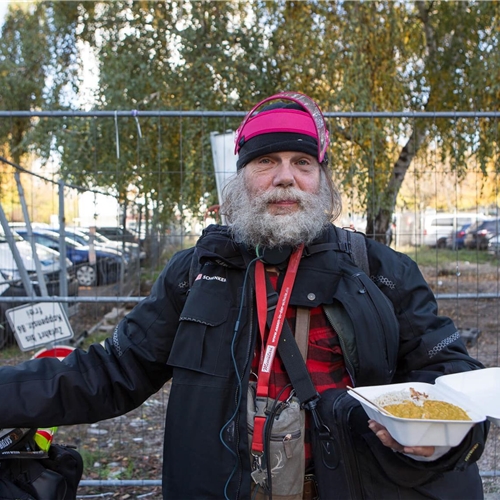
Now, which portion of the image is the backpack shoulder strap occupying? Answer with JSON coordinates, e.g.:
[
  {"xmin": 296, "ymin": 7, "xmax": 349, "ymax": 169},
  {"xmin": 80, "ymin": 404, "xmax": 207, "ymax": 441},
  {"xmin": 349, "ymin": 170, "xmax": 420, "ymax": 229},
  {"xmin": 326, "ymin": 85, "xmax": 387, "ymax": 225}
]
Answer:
[
  {"xmin": 188, "ymin": 248, "xmax": 201, "ymax": 288},
  {"xmin": 336, "ymin": 228, "xmax": 370, "ymax": 276}
]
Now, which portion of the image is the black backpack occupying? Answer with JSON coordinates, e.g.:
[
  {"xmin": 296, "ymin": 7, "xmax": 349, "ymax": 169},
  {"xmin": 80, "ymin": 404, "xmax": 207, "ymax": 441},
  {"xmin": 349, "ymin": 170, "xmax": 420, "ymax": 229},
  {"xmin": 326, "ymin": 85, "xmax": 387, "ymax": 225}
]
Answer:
[{"xmin": 0, "ymin": 429, "xmax": 83, "ymax": 500}]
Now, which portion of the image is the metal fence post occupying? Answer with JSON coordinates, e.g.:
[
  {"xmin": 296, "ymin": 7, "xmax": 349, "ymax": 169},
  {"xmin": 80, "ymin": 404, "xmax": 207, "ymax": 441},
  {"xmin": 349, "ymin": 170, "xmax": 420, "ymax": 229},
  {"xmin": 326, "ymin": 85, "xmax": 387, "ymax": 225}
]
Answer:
[{"xmin": 58, "ymin": 180, "xmax": 68, "ymax": 310}]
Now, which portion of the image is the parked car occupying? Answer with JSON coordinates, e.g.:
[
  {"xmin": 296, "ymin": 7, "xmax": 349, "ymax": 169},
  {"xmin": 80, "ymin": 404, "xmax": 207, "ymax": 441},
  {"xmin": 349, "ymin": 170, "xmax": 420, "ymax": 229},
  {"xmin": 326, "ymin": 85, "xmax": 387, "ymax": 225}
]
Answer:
[
  {"xmin": 463, "ymin": 218, "xmax": 500, "ymax": 250},
  {"xmin": 127, "ymin": 221, "xmax": 146, "ymax": 243},
  {"xmin": 48, "ymin": 226, "xmax": 140, "ymax": 263},
  {"xmin": 65, "ymin": 227, "xmax": 145, "ymax": 262},
  {"xmin": 487, "ymin": 234, "xmax": 500, "ymax": 256},
  {"xmin": 14, "ymin": 228, "xmax": 126, "ymax": 287},
  {"xmin": 445, "ymin": 223, "xmax": 471, "ymax": 250},
  {"xmin": 415, "ymin": 212, "xmax": 486, "ymax": 247},
  {"xmin": 92, "ymin": 230, "xmax": 146, "ymax": 262},
  {"xmin": 95, "ymin": 226, "xmax": 138, "ymax": 244},
  {"xmin": 0, "ymin": 229, "xmax": 78, "ymax": 349}
]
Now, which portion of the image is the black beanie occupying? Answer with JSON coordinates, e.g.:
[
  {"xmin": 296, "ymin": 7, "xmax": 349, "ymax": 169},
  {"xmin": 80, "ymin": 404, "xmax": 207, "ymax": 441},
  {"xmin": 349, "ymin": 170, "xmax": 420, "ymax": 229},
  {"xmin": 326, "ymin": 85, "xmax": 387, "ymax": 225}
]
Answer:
[{"xmin": 236, "ymin": 132, "xmax": 318, "ymax": 170}]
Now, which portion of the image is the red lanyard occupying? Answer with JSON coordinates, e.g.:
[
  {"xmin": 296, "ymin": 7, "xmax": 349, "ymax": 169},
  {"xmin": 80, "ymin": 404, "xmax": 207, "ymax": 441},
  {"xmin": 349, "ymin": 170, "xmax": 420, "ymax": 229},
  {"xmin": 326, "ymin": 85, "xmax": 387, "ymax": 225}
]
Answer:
[{"xmin": 251, "ymin": 244, "xmax": 304, "ymax": 455}]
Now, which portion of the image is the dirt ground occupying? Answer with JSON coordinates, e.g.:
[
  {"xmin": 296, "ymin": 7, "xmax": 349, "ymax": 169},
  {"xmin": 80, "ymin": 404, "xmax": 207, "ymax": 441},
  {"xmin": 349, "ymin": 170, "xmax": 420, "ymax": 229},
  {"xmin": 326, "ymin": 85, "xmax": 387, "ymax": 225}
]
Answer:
[
  {"xmin": 420, "ymin": 261, "xmax": 500, "ymax": 369},
  {"xmin": 420, "ymin": 262, "xmax": 500, "ymax": 498}
]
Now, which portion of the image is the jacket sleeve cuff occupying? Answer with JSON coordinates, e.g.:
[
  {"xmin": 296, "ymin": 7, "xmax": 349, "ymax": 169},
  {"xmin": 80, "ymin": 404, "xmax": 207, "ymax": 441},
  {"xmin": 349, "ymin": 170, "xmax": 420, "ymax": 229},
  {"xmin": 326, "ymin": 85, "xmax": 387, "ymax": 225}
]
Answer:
[{"xmin": 402, "ymin": 446, "xmax": 451, "ymax": 462}]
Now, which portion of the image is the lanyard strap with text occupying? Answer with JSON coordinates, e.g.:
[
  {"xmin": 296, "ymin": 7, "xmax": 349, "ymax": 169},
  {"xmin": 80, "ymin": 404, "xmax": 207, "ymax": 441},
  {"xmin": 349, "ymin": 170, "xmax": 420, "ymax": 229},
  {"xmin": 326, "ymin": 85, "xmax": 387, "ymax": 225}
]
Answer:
[{"xmin": 252, "ymin": 244, "xmax": 304, "ymax": 455}]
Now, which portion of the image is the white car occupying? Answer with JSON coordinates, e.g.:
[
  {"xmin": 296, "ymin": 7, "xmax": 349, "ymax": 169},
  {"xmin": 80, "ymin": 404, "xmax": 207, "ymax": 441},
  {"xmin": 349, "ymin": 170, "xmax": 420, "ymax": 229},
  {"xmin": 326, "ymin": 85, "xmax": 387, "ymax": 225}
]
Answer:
[
  {"xmin": 0, "ymin": 230, "xmax": 78, "ymax": 349},
  {"xmin": 487, "ymin": 234, "xmax": 500, "ymax": 256},
  {"xmin": 413, "ymin": 212, "xmax": 487, "ymax": 247}
]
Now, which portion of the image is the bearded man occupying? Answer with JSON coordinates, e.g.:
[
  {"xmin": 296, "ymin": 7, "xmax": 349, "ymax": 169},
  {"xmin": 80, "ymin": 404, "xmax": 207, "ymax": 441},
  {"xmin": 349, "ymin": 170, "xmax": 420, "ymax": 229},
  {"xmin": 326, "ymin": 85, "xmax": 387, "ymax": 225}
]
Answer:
[{"xmin": 0, "ymin": 92, "xmax": 489, "ymax": 500}]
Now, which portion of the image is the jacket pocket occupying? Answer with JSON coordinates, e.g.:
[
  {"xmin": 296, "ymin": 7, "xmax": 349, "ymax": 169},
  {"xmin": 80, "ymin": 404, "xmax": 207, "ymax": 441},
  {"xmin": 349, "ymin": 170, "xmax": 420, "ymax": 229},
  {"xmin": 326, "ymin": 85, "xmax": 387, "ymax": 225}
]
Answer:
[
  {"xmin": 168, "ymin": 283, "xmax": 232, "ymax": 377},
  {"xmin": 327, "ymin": 268, "xmax": 399, "ymax": 386},
  {"xmin": 353, "ymin": 271, "xmax": 400, "ymax": 372}
]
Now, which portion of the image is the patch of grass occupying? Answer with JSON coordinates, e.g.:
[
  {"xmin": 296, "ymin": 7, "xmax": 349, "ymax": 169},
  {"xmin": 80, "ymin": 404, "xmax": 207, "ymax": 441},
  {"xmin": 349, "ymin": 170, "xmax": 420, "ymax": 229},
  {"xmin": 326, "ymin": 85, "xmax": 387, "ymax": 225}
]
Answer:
[
  {"xmin": 121, "ymin": 458, "xmax": 136, "ymax": 479},
  {"xmin": 0, "ymin": 343, "xmax": 33, "ymax": 363},
  {"xmin": 78, "ymin": 331, "xmax": 111, "ymax": 351},
  {"xmin": 140, "ymin": 263, "xmax": 165, "ymax": 283},
  {"xmin": 79, "ymin": 449, "xmax": 102, "ymax": 471},
  {"xmin": 398, "ymin": 245, "xmax": 499, "ymax": 267},
  {"xmin": 0, "ymin": 343, "xmax": 20, "ymax": 360}
]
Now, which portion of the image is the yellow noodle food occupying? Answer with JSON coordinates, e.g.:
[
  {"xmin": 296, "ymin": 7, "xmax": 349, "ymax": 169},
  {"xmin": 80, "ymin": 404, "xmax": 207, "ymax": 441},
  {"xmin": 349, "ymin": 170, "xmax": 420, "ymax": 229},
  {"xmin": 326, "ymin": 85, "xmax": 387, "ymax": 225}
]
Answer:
[{"xmin": 383, "ymin": 400, "xmax": 470, "ymax": 421}]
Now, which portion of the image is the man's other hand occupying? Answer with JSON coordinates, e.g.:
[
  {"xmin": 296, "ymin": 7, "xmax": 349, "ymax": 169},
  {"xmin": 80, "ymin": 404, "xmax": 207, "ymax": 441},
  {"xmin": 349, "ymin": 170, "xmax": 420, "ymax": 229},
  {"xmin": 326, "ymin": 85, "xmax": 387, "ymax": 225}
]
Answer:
[{"xmin": 368, "ymin": 419, "xmax": 435, "ymax": 457}]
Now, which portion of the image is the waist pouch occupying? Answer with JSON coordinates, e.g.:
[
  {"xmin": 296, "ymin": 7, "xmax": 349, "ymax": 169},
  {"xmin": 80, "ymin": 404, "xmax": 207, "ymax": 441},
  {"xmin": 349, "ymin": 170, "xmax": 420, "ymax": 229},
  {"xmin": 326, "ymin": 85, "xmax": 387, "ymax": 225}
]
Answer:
[
  {"xmin": 247, "ymin": 382, "xmax": 305, "ymax": 500},
  {"xmin": 311, "ymin": 389, "xmax": 484, "ymax": 500},
  {"xmin": 0, "ymin": 433, "xmax": 83, "ymax": 500}
]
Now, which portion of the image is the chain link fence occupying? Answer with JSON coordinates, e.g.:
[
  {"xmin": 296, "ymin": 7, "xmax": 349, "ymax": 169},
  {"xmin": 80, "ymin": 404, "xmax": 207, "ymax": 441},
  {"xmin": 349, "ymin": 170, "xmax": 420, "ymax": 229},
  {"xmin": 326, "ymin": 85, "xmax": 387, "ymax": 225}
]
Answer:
[{"xmin": 0, "ymin": 110, "xmax": 499, "ymax": 498}]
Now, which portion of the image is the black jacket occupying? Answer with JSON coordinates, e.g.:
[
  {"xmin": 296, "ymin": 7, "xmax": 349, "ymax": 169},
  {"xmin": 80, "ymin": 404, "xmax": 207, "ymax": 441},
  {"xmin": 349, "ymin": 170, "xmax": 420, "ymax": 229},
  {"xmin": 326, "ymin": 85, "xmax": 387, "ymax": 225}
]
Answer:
[{"xmin": 0, "ymin": 224, "xmax": 488, "ymax": 499}]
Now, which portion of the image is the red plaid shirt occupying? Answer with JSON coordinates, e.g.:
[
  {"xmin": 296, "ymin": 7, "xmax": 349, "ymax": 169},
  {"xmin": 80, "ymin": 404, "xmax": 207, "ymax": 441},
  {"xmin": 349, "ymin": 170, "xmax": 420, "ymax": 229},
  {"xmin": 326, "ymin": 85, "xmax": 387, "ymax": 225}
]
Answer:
[
  {"xmin": 251, "ymin": 305, "xmax": 351, "ymax": 398},
  {"xmin": 251, "ymin": 273, "xmax": 352, "ymax": 462}
]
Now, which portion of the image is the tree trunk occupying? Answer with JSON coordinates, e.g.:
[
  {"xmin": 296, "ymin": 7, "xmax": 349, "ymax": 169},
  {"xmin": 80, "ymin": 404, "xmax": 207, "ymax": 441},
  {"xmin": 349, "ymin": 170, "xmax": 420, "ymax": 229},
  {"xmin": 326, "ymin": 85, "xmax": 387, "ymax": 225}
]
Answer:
[
  {"xmin": 366, "ymin": 0, "xmax": 437, "ymax": 243},
  {"xmin": 365, "ymin": 126, "xmax": 426, "ymax": 242}
]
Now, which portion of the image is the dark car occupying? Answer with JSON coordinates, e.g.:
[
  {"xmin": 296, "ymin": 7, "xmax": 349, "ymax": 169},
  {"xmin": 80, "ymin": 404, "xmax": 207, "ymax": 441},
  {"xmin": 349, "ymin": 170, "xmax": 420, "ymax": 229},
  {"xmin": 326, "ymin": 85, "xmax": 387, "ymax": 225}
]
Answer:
[
  {"xmin": 91, "ymin": 230, "xmax": 146, "ymax": 261},
  {"xmin": 445, "ymin": 223, "xmax": 471, "ymax": 250},
  {"xmin": 0, "ymin": 229, "xmax": 79, "ymax": 349},
  {"xmin": 463, "ymin": 219, "xmax": 500, "ymax": 250},
  {"xmin": 14, "ymin": 228, "xmax": 125, "ymax": 287},
  {"xmin": 58, "ymin": 227, "xmax": 145, "ymax": 262},
  {"xmin": 95, "ymin": 226, "xmax": 138, "ymax": 244}
]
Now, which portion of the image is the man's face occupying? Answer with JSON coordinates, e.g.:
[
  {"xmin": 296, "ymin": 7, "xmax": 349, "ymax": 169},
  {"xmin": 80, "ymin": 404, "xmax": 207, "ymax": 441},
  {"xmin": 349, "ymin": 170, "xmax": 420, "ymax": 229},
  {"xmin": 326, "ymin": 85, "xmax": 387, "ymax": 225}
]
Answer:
[
  {"xmin": 222, "ymin": 150, "xmax": 334, "ymax": 248},
  {"xmin": 243, "ymin": 151, "xmax": 322, "ymax": 216}
]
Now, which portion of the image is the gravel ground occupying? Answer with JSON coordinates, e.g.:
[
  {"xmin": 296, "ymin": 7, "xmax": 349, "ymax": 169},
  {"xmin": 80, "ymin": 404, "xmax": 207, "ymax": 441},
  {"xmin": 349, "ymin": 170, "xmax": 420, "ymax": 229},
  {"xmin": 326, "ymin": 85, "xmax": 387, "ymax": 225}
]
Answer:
[{"xmin": 421, "ymin": 262, "xmax": 500, "ymax": 498}]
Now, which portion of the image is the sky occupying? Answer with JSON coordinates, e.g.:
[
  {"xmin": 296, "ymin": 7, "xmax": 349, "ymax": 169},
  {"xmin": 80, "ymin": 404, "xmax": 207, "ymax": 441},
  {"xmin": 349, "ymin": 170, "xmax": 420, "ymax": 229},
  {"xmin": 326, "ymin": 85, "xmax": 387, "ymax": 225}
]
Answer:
[{"xmin": 0, "ymin": 1, "xmax": 9, "ymax": 25}]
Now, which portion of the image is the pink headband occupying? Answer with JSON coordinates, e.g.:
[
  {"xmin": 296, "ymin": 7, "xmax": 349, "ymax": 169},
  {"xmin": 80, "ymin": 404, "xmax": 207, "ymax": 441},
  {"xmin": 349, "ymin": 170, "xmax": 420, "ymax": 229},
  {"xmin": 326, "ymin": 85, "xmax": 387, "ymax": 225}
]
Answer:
[
  {"xmin": 235, "ymin": 91, "xmax": 329, "ymax": 163},
  {"xmin": 237, "ymin": 109, "xmax": 317, "ymax": 145}
]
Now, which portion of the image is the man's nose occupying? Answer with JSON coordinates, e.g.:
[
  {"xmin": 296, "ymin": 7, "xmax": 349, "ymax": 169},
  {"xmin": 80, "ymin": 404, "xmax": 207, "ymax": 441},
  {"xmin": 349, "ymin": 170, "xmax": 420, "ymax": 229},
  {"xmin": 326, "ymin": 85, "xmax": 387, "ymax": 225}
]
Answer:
[{"xmin": 272, "ymin": 161, "xmax": 295, "ymax": 187}]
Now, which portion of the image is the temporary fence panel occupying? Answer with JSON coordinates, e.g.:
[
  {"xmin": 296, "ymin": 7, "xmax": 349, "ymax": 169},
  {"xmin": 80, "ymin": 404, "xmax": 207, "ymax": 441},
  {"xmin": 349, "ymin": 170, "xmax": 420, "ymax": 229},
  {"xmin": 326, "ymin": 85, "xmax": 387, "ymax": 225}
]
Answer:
[{"xmin": 0, "ymin": 110, "xmax": 499, "ymax": 498}]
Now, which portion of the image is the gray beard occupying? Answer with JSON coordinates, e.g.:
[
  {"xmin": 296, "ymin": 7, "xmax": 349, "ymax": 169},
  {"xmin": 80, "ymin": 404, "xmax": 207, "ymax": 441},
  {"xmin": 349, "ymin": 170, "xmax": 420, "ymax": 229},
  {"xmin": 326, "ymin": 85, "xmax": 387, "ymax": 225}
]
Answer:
[{"xmin": 222, "ymin": 173, "xmax": 333, "ymax": 248}]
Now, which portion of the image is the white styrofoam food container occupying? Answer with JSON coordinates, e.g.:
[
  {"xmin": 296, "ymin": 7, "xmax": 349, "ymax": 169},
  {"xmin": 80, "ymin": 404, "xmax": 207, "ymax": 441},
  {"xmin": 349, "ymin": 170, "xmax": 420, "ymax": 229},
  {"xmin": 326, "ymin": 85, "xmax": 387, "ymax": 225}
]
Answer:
[
  {"xmin": 436, "ymin": 367, "xmax": 500, "ymax": 426},
  {"xmin": 347, "ymin": 381, "xmax": 486, "ymax": 447}
]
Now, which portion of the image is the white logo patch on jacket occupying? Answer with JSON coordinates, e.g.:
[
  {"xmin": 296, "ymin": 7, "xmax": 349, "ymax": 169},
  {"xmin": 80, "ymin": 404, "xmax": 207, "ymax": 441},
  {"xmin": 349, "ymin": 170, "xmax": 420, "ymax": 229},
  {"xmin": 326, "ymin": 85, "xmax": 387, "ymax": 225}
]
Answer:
[{"xmin": 195, "ymin": 273, "xmax": 227, "ymax": 283}]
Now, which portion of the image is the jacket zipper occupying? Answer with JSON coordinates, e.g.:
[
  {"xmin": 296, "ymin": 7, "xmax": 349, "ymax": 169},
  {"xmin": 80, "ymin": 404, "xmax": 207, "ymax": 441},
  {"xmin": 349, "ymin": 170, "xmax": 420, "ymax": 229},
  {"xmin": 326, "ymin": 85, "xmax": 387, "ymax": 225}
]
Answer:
[{"xmin": 248, "ymin": 425, "xmax": 302, "ymax": 442}]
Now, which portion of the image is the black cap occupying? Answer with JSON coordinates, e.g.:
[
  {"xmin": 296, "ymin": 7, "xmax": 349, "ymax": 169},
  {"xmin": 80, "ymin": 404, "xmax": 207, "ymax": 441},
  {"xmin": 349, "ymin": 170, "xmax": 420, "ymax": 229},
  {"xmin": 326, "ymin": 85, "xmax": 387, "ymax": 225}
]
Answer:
[{"xmin": 236, "ymin": 132, "xmax": 318, "ymax": 170}]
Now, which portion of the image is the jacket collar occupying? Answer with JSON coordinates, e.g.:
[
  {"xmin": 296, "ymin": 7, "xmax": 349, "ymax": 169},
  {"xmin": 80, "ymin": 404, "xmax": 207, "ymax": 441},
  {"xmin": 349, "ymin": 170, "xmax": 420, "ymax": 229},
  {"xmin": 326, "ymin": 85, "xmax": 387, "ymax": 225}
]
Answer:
[
  {"xmin": 196, "ymin": 224, "xmax": 352, "ymax": 307},
  {"xmin": 195, "ymin": 223, "xmax": 342, "ymax": 268}
]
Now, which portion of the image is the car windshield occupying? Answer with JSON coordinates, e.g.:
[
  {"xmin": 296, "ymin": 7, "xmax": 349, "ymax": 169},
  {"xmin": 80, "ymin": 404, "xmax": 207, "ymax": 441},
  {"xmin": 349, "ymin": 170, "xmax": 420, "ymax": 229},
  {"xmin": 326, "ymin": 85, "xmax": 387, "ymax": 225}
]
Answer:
[
  {"xmin": 31, "ymin": 232, "xmax": 84, "ymax": 249},
  {"xmin": 483, "ymin": 220, "xmax": 500, "ymax": 230},
  {"xmin": 65, "ymin": 231, "xmax": 90, "ymax": 245},
  {"xmin": 95, "ymin": 233, "xmax": 113, "ymax": 244},
  {"xmin": 64, "ymin": 237, "xmax": 83, "ymax": 248}
]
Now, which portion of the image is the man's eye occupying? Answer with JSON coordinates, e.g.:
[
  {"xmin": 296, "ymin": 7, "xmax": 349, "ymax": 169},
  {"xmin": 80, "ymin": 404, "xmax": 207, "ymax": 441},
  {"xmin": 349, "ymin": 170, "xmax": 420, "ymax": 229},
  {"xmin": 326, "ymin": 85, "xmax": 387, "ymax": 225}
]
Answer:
[
  {"xmin": 296, "ymin": 160, "xmax": 313, "ymax": 169},
  {"xmin": 258, "ymin": 158, "xmax": 273, "ymax": 165}
]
